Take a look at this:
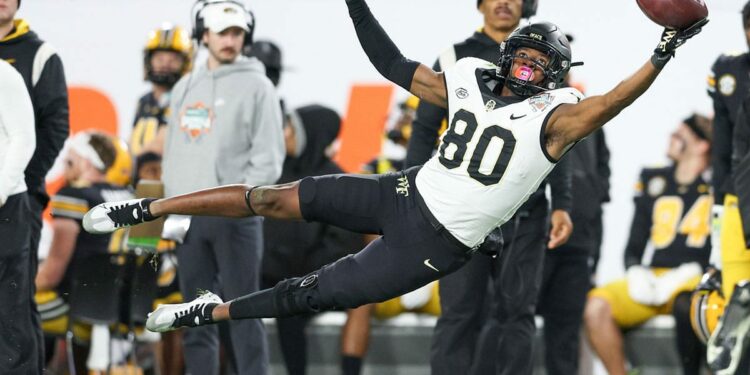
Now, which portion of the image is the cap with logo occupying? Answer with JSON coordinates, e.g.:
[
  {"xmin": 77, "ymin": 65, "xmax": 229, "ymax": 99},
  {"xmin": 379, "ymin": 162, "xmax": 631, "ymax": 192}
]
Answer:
[{"xmin": 202, "ymin": 3, "xmax": 250, "ymax": 33}]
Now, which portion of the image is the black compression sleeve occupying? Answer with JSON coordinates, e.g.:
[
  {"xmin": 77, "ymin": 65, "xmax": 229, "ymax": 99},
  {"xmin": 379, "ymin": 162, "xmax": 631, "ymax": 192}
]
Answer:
[
  {"xmin": 346, "ymin": 0, "xmax": 420, "ymax": 91},
  {"xmin": 548, "ymin": 156, "xmax": 573, "ymax": 212}
]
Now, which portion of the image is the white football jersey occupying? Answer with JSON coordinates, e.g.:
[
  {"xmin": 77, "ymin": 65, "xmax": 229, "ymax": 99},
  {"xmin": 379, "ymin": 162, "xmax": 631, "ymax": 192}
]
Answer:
[{"xmin": 415, "ymin": 57, "xmax": 584, "ymax": 248}]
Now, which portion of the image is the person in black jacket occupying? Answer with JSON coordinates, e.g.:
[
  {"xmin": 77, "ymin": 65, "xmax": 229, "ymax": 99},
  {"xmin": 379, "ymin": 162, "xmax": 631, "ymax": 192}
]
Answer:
[
  {"xmin": 0, "ymin": 0, "xmax": 69, "ymax": 371},
  {"xmin": 705, "ymin": 65, "xmax": 750, "ymax": 375},
  {"xmin": 404, "ymin": 1, "xmax": 574, "ymax": 374},
  {"xmin": 536, "ymin": 127, "xmax": 610, "ymax": 375},
  {"xmin": 261, "ymin": 105, "xmax": 363, "ymax": 375},
  {"xmin": 707, "ymin": 2, "xmax": 750, "ymax": 248}
]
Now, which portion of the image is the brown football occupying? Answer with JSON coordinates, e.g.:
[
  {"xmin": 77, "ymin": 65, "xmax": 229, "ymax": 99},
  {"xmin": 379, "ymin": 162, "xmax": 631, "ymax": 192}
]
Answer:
[{"xmin": 636, "ymin": 0, "xmax": 708, "ymax": 29}]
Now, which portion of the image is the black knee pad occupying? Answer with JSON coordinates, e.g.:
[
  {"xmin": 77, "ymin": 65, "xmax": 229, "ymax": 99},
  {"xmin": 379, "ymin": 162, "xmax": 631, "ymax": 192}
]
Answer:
[
  {"xmin": 273, "ymin": 273, "xmax": 322, "ymax": 317},
  {"xmin": 298, "ymin": 177, "xmax": 317, "ymax": 206}
]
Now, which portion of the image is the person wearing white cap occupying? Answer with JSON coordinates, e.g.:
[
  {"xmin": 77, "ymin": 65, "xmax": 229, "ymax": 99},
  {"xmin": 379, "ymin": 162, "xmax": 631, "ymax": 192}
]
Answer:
[{"xmin": 160, "ymin": 1, "xmax": 284, "ymax": 374}]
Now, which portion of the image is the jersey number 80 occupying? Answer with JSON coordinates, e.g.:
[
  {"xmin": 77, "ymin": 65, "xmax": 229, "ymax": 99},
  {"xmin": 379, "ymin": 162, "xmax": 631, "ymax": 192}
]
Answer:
[{"xmin": 438, "ymin": 109, "xmax": 517, "ymax": 186}]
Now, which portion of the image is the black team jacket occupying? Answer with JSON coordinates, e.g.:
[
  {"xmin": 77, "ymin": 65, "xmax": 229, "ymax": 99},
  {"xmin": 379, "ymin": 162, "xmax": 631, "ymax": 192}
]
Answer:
[{"xmin": 0, "ymin": 19, "xmax": 69, "ymax": 207}]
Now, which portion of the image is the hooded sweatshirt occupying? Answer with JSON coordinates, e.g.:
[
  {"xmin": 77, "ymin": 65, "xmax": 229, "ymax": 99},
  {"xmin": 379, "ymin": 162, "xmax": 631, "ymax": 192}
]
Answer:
[{"xmin": 162, "ymin": 56, "xmax": 284, "ymax": 197}]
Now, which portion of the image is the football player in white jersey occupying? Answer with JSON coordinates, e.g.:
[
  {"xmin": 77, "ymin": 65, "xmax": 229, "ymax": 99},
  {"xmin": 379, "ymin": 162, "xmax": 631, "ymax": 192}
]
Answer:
[{"xmin": 80, "ymin": 0, "xmax": 708, "ymax": 346}]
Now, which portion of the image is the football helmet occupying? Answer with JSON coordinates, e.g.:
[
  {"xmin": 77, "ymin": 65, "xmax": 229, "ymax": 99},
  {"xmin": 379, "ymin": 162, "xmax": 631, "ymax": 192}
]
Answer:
[
  {"xmin": 690, "ymin": 269, "xmax": 726, "ymax": 344},
  {"xmin": 244, "ymin": 40, "xmax": 282, "ymax": 86},
  {"xmin": 143, "ymin": 24, "xmax": 193, "ymax": 88},
  {"xmin": 497, "ymin": 22, "xmax": 579, "ymax": 97},
  {"xmin": 105, "ymin": 136, "xmax": 133, "ymax": 187}
]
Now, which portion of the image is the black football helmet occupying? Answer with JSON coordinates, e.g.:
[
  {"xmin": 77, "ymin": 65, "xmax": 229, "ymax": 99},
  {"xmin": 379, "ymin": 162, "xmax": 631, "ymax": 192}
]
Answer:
[{"xmin": 497, "ymin": 22, "xmax": 578, "ymax": 97}]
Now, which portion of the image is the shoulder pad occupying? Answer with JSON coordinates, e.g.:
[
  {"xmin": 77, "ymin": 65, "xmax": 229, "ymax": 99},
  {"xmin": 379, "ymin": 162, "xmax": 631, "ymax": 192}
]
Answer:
[
  {"xmin": 548, "ymin": 87, "xmax": 585, "ymax": 103},
  {"xmin": 712, "ymin": 52, "xmax": 747, "ymax": 70},
  {"xmin": 438, "ymin": 46, "xmax": 458, "ymax": 70},
  {"xmin": 454, "ymin": 57, "xmax": 497, "ymax": 71},
  {"xmin": 638, "ymin": 166, "xmax": 672, "ymax": 197},
  {"xmin": 640, "ymin": 165, "xmax": 672, "ymax": 177}
]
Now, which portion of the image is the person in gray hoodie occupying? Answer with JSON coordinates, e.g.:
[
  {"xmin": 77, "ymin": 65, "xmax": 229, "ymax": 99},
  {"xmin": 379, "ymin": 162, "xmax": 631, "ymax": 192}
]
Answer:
[{"xmin": 161, "ymin": 1, "xmax": 284, "ymax": 374}]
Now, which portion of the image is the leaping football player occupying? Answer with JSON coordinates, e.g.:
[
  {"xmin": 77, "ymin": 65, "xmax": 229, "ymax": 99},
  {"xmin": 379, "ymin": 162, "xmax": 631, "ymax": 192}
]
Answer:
[{"xmin": 81, "ymin": 0, "xmax": 708, "ymax": 351}]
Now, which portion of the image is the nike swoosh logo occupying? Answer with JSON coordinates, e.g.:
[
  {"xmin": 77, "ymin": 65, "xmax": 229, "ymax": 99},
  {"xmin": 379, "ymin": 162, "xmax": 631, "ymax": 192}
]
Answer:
[
  {"xmin": 423, "ymin": 259, "xmax": 439, "ymax": 272},
  {"xmin": 510, "ymin": 114, "xmax": 526, "ymax": 120}
]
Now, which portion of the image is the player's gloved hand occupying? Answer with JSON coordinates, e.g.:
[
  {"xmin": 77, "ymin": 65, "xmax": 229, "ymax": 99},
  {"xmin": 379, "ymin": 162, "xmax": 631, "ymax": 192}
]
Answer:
[
  {"xmin": 477, "ymin": 227, "xmax": 503, "ymax": 258},
  {"xmin": 709, "ymin": 204, "xmax": 724, "ymax": 270},
  {"xmin": 651, "ymin": 18, "xmax": 709, "ymax": 69}
]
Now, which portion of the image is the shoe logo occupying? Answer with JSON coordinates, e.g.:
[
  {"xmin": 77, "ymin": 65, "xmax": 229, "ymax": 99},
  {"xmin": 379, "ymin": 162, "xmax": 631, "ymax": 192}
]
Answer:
[
  {"xmin": 132, "ymin": 208, "xmax": 140, "ymax": 220},
  {"xmin": 396, "ymin": 175, "xmax": 410, "ymax": 197},
  {"xmin": 423, "ymin": 259, "xmax": 439, "ymax": 272},
  {"xmin": 194, "ymin": 316, "xmax": 200, "ymax": 326},
  {"xmin": 300, "ymin": 274, "xmax": 318, "ymax": 288},
  {"xmin": 510, "ymin": 113, "xmax": 526, "ymax": 120}
]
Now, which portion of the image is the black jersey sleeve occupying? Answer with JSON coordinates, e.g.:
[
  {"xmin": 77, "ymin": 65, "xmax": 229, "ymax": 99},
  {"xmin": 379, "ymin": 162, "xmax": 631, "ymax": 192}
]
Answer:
[
  {"xmin": 405, "ymin": 58, "xmax": 446, "ymax": 168},
  {"xmin": 712, "ymin": 93, "xmax": 734, "ymax": 203},
  {"xmin": 595, "ymin": 129, "xmax": 612, "ymax": 203},
  {"xmin": 25, "ymin": 54, "xmax": 69, "ymax": 203},
  {"xmin": 623, "ymin": 170, "xmax": 653, "ymax": 269},
  {"xmin": 710, "ymin": 57, "xmax": 735, "ymax": 203},
  {"xmin": 50, "ymin": 186, "xmax": 91, "ymax": 222},
  {"xmin": 548, "ymin": 155, "xmax": 573, "ymax": 212},
  {"xmin": 734, "ymin": 96, "xmax": 750, "ymax": 172},
  {"xmin": 734, "ymin": 98, "xmax": 750, "ymax": 248}
]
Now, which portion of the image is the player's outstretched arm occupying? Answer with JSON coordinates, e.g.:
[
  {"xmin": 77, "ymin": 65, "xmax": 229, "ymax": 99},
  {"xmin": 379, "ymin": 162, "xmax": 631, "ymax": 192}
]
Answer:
[
  {"xmin": 345, "ymin": 0, "xmax": 447, "ymax": 108},
  {"xmin": 545, "ymin": 19, "xmax": 708, "ymax": 159}
]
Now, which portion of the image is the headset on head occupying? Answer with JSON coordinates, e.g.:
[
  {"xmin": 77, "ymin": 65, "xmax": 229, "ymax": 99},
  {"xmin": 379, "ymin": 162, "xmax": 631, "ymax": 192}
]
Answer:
[{"xmin": 191, "ymin": 0, "xmax": 255, "ymax": 48}]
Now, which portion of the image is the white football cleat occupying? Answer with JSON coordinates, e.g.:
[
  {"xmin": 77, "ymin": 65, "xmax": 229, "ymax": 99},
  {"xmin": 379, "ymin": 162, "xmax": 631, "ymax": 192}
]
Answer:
[
  {"xmin": 83, "ymin": 198, "xmax": 153, "ymax": 234},
  {"xmin": 146, "ymin": 291, "xmax": 223, "ymax": 333}
]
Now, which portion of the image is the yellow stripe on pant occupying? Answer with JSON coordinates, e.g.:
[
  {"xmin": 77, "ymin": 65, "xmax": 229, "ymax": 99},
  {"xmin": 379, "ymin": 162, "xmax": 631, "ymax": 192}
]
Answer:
[{"xmin": 720, "ymin": 194, "xmax": 750, "ymax": 299}]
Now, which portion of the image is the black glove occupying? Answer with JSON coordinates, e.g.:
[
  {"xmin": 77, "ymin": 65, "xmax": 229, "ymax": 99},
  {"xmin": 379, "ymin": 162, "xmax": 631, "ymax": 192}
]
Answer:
[
  {"xmin": 651, "ymin": 18, "xmax": 709, "ymax": 69},
  {"xmin": 477, "ymin": 227, "xmax": 504, "ymax": 258}
]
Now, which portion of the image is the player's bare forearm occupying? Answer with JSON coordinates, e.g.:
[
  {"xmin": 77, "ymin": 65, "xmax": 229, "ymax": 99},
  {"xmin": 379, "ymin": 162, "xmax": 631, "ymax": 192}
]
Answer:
[
  {"xmin": 410, "ymin": 65, "xmax": 447, "ymax": 108},
  {"xmin": 549, "ymin": 59, "xmax": 660, "ymax": 149},
  {"xmin": 150, "ymin": 185, "xmax": 252, "ymax": 218},
  {"xmin": 150, "ymin": 183, "xmax": 303, "ymax": 220}
]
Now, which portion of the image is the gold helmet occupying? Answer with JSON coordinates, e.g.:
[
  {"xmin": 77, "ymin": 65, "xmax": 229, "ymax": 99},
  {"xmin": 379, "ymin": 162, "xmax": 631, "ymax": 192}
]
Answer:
[
  {"xmin": 106, "ymin": 136, "xmax": 133, "ymax": 187},
  {"xmin": 144, "ymin": 24, "xmax": 193, "ymax": 88},
  {"xmin": 690, "ymin": 269, "xmax": 726, "ymax": 344}
]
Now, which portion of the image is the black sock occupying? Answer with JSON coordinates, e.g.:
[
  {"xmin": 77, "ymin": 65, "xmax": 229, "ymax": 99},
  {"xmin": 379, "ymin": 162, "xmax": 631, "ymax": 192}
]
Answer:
[
  {"xmin": 228, "ymin": 288, "xmax": 278, "ymax": 319},
  {"xmin": 202, "ymin": 303, "xmax": 217, "ymax": 324},
  {"xmin": 228, "ymin": 277, "xmax": 322, "ymax": 320},
  {"xmin": 341, "ymin": 355, "xmax": 362, "ymax": 375}
]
